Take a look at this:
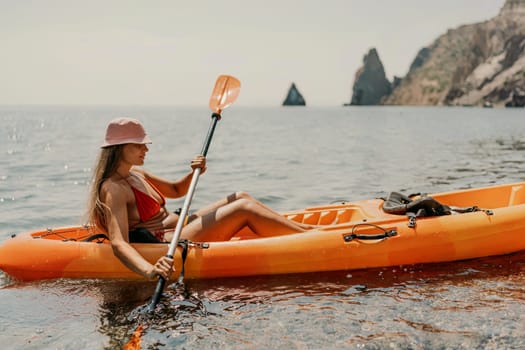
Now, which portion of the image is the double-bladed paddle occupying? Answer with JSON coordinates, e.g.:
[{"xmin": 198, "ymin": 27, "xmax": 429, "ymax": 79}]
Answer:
[{"xmin": 147, "ymin": 75, "xmax": 241, "ymax": 312}]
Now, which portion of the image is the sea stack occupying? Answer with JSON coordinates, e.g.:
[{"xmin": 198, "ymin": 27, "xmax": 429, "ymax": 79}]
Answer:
[
  {"xmin": 349, "ymin": 48, "xmax": 392, "ymax": 105},
  {"xmin": 282, "ymin": 83, "xmax": 306, "ymax": 106}
]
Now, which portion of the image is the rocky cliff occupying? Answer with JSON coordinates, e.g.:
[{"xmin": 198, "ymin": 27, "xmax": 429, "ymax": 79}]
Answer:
[
  {"xmin": 282, "ymin": 83, "xmax": 306, "ymax": 106},
  {"xmin": 350, "ymin": 48, "xmax": 392, "ymax": 105},
  {"xmin": 381, "ymin": 0, "xmax": 525, "ymax": 107}
]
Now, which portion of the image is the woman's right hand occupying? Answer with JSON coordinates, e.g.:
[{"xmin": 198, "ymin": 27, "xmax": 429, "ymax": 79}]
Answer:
[
  {"xmin": 190, "ymin": 155, "xmax": 207, "ymax": 174},
  {"xmin": 147, "ymin": 256, "xmax": 175, "ymax": 280}
]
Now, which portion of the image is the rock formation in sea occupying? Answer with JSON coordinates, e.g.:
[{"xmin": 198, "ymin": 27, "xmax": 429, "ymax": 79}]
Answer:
[
  {"xmin": 349, "ymin": 48, "xmax": 392, "ymax": 105},
  {"xmin": 381, "ymin": 0, "xmax": 525, "ymax": 107},
  {"xmin": 282, "ymin": 83, "xmax": 306, "ymax": 106},
  {"xmin": 506, "ymin": 87, "xmax": 525, "ymax": 107}
]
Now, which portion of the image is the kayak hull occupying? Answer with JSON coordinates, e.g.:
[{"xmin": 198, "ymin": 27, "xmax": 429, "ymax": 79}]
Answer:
[{"xmin": 2, "ymin": 182, "xmax": 525, "ymax": 281}]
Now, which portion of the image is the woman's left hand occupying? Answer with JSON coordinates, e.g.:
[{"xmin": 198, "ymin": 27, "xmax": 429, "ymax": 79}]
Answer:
[
  {"xmin": 151, "ymin": 256, "xmax": 175, "ymax": 280},
  {"xmin": 190, "ymin": 155, "xmax": 207, "ymax": 174}
]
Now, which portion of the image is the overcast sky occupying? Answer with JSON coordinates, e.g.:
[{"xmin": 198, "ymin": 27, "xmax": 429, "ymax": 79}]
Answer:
[{"xmin": 0, "ymin": 0, "xmax": 506, "ymax": 106}]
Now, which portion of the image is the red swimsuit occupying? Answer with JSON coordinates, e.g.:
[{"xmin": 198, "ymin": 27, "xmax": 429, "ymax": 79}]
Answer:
[
  {"xmin": 128, "ymin": 175, "xmax": 167, "ymax": 241},
  {"xmin": 130, "ymin": 185, "xmax": 165, "ymax": 222}
]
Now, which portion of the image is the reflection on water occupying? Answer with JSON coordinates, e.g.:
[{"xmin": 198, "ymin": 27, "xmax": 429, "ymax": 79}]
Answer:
[{"xmin": 80, "ymin": 251, "xmax": 525, "ymax": 349}]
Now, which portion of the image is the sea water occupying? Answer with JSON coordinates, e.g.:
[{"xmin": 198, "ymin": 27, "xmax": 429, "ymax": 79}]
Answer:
[{"xmin": 0, "ymin": 106, "xmax": 524, "ymax": 349}]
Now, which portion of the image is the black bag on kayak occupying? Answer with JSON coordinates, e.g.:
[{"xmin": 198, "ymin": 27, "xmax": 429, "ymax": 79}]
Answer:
[
  {"xmin": 382, "ymin": 192, "xmax": 452, "ymax": 217},
  {"xmin": 381, "ymin": 192, "xmax": 493, "ymax": 228},
  {"xmin": 381, "ymin": 191, "xmax": 487, "ymax": 228},
  {"xmin": 382, "ymin": 192, "xmax": 454, "ymax": 228}
]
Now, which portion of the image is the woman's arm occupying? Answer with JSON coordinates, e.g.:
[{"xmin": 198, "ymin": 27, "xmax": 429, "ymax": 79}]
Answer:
[
  {"xmin": 102, "ymin": 182, "xmax": 173, "ymax": 279},
  {"xmin": 140, "ymin": 155, "xmax": 206, "ymax": 199}
]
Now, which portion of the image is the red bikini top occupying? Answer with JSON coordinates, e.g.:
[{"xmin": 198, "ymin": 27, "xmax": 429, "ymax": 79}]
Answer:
[{"xmin": 128, "ymin": 174, "xmax": 166, "ymax": 222}]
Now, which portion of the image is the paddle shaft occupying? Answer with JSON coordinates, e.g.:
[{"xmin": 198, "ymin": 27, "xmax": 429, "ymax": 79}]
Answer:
[{"xmin": 148, "ymin": 112, "xmax": 221, "ymax": 311}]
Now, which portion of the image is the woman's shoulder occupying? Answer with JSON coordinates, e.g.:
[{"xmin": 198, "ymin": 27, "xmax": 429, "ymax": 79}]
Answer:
[
  {"xmin": 131, "ymin": 168, "xmax": 161, "ymax": 184},
  {"xmin": 100, "ymin": 177, "xmax": 130, "ymax": 197},
  {"xmin": 130, "ymin": 167, "xmax": 147, "ymax": 178}
]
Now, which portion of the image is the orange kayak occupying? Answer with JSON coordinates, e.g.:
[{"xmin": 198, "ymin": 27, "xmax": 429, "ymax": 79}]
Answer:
[{"xmin": 1, "ymin": 182, "xmax": 525, "ymax": 281}]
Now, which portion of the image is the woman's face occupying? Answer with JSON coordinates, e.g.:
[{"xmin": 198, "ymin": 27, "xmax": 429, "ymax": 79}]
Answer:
[{"xmin": 121, "ymin": 143, "xmax": 149, "ymax": 166}]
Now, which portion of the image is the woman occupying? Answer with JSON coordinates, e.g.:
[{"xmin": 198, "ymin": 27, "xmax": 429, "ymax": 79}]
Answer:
[{"xmin": 88, "ymin": 117, "xmax": 311, "ymax": 280}]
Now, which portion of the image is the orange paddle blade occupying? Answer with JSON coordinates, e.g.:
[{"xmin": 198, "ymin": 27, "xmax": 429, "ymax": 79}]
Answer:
[
  {"xmin": 209, "ymin": 75, "xmax": 241, "ymax": 113},
  {"xmin": 123, "ymin": 325, "xmax": 144, "ymax": 350}
]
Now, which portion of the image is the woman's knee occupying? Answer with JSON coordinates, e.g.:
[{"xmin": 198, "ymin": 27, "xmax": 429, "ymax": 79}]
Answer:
[
  {"xmin": 226, "ymin": 191, "xmax": 252, "ymax": 203},
  {"xmin": 223, "ymin": 193, "xmax": 261, "ymax": 215},
  {"xmin": 233, "ymin": 198, "xmax": 261, "ymax": 214},
  {"xmin": 234, "ymin": 191, "xmax": 253, "ymax": 201}
]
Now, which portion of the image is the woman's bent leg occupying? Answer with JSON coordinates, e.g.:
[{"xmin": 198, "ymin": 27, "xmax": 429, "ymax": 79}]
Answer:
[
  {"xmin": 181, "ymin": 198, "xmax": 307, "ymax": 242},
  {"xmin": 191, "ymin": 192, "xmax": 313, "ymax": 230}
]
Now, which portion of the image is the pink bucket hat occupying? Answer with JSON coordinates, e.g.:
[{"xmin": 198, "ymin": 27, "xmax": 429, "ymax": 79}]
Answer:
[{"xmin": 101, "ymin": 117, "xmax": 152, "ymax": 148}]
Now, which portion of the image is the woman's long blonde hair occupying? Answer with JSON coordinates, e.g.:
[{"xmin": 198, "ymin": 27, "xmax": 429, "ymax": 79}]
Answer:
[{"xmin": 87, "ymin": 145, "xmax": 124, "ymax": 231}]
